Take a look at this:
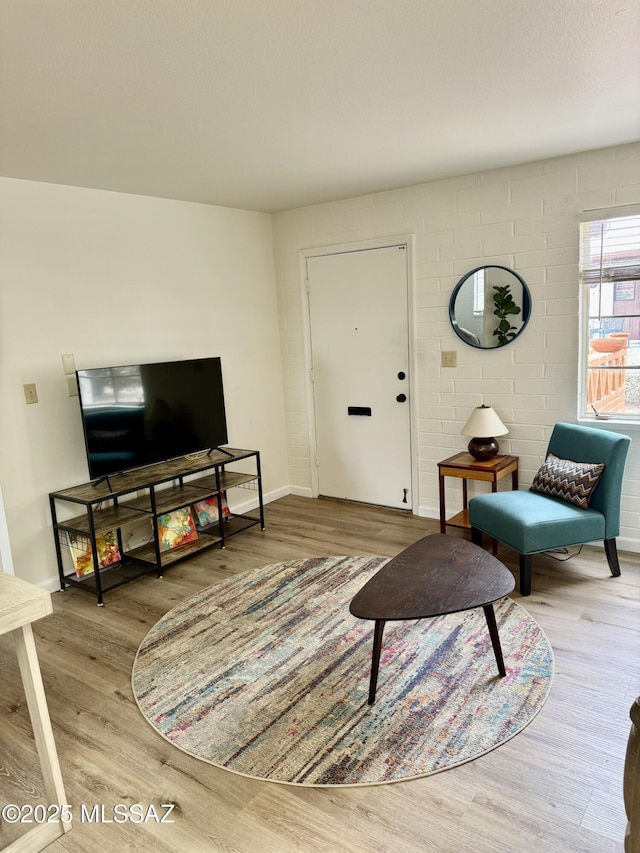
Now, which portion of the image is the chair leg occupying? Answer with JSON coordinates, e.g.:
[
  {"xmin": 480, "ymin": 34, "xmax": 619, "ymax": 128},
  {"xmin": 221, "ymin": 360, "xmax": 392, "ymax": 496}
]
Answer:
[
  {"xmin": 604, "ymin": 538, "xmax": 621, "ymax": 577},
  {"xmin": 519, "ymin": 554, "xmax": 532, "ymax": 597},
  {"xmin": 471, "ymin": 527, "xmax": 482, "ymax": 547}
]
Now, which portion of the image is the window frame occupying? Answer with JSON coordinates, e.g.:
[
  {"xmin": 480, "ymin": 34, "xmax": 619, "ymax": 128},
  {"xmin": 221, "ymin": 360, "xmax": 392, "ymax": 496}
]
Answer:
[{"xmin": 578, "ymin": 205, "xmax": 640, "ymax": 423}]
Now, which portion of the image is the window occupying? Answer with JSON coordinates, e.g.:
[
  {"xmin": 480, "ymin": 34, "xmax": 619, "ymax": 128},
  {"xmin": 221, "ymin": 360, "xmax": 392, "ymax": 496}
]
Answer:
[{"xmin": 580, "ymin": 210, "xmax": 640, "ymax": 419}]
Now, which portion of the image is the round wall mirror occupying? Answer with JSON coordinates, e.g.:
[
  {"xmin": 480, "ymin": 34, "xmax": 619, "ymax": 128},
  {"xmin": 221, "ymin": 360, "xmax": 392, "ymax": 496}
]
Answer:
[{"xmin": 449, "ymin": 265, "xmax": 531, "ymax": 349}]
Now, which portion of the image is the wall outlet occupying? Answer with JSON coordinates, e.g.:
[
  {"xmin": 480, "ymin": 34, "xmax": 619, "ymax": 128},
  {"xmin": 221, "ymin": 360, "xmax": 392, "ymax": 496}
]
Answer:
[
  {"xmin": 441, "ymin": 350, "xmax": 457, "ymax": 368},
  {"xmin": 66, "ymin": 375, "xmax": 78, "ymax": 397},
  {"xmin": 61, "ymin": 353, "xmax": 75, "ymax": 375},
  {"xmin": 24, "ymin": 383, "xmax": 38, "ymax": 404}
]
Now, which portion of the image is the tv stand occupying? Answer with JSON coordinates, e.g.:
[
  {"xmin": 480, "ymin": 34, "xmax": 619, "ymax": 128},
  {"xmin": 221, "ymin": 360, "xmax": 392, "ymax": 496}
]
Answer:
[{"xmin": 49, "ymin": 448, "xmax": 264, "ymax": 605}]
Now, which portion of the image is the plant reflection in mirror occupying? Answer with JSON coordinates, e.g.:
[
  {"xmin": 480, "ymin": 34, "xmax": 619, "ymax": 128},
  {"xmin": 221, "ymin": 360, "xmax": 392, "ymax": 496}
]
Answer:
[{"xmin": 492, "ymin": 285, "xmax": 521, "ymax": 346}]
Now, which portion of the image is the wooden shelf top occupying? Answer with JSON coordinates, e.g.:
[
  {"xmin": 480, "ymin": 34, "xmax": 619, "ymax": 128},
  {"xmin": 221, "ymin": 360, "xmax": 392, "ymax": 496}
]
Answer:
[{"xmin": 438, "ymin": 452, "xmax": 518, "ymax": 474}]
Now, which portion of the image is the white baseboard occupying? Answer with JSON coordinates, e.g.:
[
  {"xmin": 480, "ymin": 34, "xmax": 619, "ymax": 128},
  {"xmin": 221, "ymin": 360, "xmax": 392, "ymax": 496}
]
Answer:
[
  {"xmin": 265, "ymin": 485, "xmax": 293, "ymax": 502},
  {"xmin": 417, "ymin": 504, "xmax": 438, "ymax": 520},
  {"xmin": 606, "ymin": 535, "xmax": 639, "ymax": 555},
  {"xmin": 226, "ymin": 485, "xmax": 289, "ymax": 515},
  {"xmin": 42, "ymin": 576, "xmax": 63, "ymax": 594},
  {"xmin": 288, "ymin": 485, "xmax": 314, "ymax": 498}
]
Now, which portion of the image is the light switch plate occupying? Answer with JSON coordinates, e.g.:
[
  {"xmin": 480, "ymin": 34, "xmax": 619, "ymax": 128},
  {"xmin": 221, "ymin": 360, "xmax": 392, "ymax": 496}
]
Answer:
[
  {"xmin": 66, "ymin": 375, "xmax": 78, "ymax": 397},
  {"xmin": 24, "ymin": 383, "xmax": 38, "ymax": 404},
  {"xmin": 61, "ymin": 353, "xmax": 75, "ymax": 375}
]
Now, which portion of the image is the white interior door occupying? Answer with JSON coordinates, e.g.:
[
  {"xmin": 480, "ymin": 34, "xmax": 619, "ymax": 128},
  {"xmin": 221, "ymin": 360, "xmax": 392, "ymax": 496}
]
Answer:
[{"xmin": 307, "ymin": 245, "xmax": 412, "ymax": 510}]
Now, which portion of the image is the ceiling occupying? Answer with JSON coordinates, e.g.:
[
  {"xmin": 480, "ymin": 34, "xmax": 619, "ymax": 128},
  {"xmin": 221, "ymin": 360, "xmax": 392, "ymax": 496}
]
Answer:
[{"xmin": 1, "ymin": 0, "xmax": 639, "ymax": 213}]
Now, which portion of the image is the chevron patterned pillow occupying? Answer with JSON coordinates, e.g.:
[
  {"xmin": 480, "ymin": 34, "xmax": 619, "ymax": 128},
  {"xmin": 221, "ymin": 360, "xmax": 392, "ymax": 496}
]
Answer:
[{"xmin": 530, "ymin": 453, "xmax": 605, "ymax": 509}]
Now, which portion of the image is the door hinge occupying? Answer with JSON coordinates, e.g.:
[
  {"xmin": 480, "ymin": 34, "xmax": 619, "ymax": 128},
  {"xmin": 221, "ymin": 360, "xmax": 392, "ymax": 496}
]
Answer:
[{"xmin": 305, "ymin": 280, "xmax": 310, "ymax": 294}]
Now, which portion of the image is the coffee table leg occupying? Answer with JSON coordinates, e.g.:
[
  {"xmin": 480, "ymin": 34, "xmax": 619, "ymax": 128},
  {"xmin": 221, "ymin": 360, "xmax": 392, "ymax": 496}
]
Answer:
[
  {"xmin": 482, "ymin": 604, "xmax": 506, "ymax": 677},
  {"xmin": 368, "ymin": 619, "xmax": 386, "ymax": 705}
]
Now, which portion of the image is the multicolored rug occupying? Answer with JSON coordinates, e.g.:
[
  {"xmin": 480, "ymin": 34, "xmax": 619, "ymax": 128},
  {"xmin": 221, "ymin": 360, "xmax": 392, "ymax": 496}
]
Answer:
[{"xmin": 132, "ymin": 555, "xmax": 553, "ymax": 786}]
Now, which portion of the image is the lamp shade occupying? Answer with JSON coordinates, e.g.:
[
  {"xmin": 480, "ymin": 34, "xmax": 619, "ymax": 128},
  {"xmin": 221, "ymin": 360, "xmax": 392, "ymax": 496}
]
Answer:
[
  {"xmin": 461, "ymin": 405, "xmax": 508, "ymax": 438},
  {"xmin": 461, "ymin": 405, "xmax": 508, "ymax": 461}
]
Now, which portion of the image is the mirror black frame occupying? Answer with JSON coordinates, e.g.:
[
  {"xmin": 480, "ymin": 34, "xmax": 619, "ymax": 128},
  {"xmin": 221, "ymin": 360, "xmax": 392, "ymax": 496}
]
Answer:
[{"xmin": 449, "ymin": 265, "xmax": 531, "ymax": 349}]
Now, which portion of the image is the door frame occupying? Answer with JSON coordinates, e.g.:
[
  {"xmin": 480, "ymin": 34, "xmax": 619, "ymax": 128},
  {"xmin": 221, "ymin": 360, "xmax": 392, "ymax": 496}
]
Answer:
[{"xmin": 299, "ymin": 235, "xmax": 418, "ymax": 513}]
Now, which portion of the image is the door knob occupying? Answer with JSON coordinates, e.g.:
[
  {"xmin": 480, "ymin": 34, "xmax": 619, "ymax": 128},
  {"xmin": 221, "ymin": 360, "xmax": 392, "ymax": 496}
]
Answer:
[{"xmin": 396, "ymin": 393, "xmax": 407, "ymax": 403}]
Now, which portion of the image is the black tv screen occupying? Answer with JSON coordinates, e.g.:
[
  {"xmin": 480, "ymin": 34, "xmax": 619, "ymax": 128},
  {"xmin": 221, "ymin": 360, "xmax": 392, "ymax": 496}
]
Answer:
[{"xmin": 76, "ymin": 357, "xmax": 228, "ymax": 480}]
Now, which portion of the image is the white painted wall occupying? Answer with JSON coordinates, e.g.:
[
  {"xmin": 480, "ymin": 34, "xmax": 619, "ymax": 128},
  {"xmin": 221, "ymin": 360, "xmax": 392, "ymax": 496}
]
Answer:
[
  {"xmin": 272, "ymin": 142, "xmax": 640, "ymax": 553},
  {"xmin": 0, "ymin": 178, "xmax": 289, "ymax": 588}
]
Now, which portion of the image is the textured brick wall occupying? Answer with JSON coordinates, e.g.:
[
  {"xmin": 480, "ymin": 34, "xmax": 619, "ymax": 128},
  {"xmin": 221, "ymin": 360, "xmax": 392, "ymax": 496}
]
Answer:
[{"xmin": 272, "ymin": 143, "xmax": 640, "ymax": 552}]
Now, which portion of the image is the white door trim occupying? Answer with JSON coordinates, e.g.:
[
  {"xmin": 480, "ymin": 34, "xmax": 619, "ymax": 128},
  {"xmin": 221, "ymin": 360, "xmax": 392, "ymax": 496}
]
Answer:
[{"xmin": 299, "ymin": 234, "xmax": 418, "ymax": 513}]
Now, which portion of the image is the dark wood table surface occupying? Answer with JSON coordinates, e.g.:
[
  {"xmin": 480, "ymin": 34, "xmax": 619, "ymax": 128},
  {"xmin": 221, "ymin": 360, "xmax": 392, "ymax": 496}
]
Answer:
[{"xmin": 349, "ymin": 533, "xmax": 515, "ymax": 703}]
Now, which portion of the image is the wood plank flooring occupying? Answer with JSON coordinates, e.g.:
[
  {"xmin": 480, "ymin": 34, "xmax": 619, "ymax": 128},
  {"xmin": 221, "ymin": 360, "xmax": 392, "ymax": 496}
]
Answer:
[{"xmin": 0, "ymin": 495, "xmax": 638, "ymax": 852}]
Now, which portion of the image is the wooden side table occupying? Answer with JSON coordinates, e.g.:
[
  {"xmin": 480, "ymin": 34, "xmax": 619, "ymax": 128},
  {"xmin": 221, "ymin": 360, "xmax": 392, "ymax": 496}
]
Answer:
[
  {"xmin": 0, "ymin": 571, "xmax": 70, "ymax": 852},
  {"xmin": 438, "ymin": 452, "xmax": 519, "ymax": 552}
]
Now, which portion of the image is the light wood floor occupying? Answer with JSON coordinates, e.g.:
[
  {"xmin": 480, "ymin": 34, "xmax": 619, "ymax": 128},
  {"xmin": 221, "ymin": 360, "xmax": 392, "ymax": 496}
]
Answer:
[{"xmin": 1, "ymin": 495, "xmax": 638, "ymax": 852}]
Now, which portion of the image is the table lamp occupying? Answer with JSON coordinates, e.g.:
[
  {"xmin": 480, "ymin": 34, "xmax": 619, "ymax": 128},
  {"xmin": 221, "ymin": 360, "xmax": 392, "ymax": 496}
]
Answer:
[{"xmin": 461, "ymin": 405, "xmax": 508, "ymax": 461}]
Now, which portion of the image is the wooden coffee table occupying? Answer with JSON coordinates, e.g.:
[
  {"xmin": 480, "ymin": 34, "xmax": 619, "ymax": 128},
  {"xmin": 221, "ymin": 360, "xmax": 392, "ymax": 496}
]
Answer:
[{"xmin": 349, "ymin": 534, "xmax": 515, "ymax": 704}]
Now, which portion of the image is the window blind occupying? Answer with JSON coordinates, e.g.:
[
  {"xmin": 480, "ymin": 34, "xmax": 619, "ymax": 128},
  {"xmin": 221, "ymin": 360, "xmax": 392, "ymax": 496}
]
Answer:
[{"xmin": 579, "ymin": 214, "xmax": 640, "ymax": 285}]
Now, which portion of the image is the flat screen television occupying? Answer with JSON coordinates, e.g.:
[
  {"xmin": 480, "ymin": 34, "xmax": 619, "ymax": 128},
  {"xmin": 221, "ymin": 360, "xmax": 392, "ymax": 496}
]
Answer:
[{"xmin": 76, "ymin": 357, "xmax": 228, "ymax": 481}]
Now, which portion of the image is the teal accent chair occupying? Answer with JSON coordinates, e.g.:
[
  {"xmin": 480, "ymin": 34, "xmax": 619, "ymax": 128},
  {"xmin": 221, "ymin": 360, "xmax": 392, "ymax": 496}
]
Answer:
[{"xmin": 469, "ymin": 422, "xmax": 631, "ymax": 596}]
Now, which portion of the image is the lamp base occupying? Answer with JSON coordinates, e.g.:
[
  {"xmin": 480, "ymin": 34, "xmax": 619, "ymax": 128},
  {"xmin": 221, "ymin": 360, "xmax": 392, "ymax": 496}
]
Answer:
[{"xmin": 467, "ymin": 437, "xmax": 499, "ymax": 461}]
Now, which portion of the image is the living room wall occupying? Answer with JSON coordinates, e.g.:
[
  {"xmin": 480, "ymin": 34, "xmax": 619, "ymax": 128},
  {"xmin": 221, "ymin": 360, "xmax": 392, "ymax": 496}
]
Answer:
[
  {"xmin": 0, "ymin": 178, "xmax": 289, "ymax": 588},
  {"xmin": 272, "ymin": 142, "xmax": 640, "ymax": 552}
]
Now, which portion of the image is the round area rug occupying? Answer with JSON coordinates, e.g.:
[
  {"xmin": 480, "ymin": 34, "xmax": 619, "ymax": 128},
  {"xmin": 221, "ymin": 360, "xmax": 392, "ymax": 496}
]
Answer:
[{"xmin": 132, "ymin": 555, "xmax": 553, "ymax": 786}]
